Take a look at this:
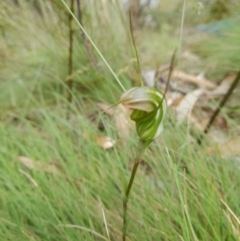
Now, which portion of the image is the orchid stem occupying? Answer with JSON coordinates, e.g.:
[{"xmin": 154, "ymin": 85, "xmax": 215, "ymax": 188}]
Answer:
[
  {"xmin": 122, "ymin": 160, "xmax": 139, "ymax": 241},
  {"xmin": 122, "ymin": 140, "xmax": 150, "ymax": 241}
]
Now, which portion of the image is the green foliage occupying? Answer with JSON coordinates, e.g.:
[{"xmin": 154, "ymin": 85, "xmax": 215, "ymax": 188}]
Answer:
[
  {"xmin": 0, "ymin": 1, "xmax": 240, "ymax": 241},
  {"xmin": 194, "ymin": 24, "xmax": 240, "ymax": 75},
  {"xmin": 0, "ymin": 94, "xmax": 240, "ymax": 241}
]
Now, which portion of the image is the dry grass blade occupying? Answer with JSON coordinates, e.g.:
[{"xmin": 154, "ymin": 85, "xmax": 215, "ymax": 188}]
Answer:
[
  {"xmin": 76, "ymin": 0, "xmax": 99, "ymax": 71},
  {"xmin": 102, "ymin": 207, "xmax": 110, "ymax": 240},
  {"xmin": 221, "ymin": 199, "xmax": 240, "ymax": 239},
  {"xmin": 19, "ymin": 169, "xmax": 38, "ymax": 187},
  {"xmin": 221, "ymin": 200, "xmax": 240, "ymax": 225},
  {"xmin": 163, "ymin": 49, "xmax": 177, "ymax": 99}
]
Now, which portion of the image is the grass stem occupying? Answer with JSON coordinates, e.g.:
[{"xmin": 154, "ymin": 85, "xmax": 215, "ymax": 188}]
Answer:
[
  {"xmin": 60, "ymin": 0, "xmax": 126, "ymax": 92},
  {"xmin": 129, "ymin": 11, "xmax": 143, "ymax": 86},
  {"xmin": 66, "ymin": 0, "xmax": 74, "ymax": 118},
  {"xmin": 76, "ymin": 0, "xmax": 99, "ymax": 71},
  {"xmin": 177, "ymin": 0, "xmax": 187, "ymax": 64}
]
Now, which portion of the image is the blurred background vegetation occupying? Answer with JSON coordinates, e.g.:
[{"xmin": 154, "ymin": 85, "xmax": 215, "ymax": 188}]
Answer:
[
  {"xmin": 0, "ymin": 1, "xmax": 240, "ymax": 241},
  {"xmin": 0, "ymin": 0, "xmax": 240, "ymax": 113}
]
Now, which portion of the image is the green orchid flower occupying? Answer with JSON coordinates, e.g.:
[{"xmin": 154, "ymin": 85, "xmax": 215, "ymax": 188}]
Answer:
[{"xmin": 119, "ymin": 86, "xmax": 167, "ymax": 141}]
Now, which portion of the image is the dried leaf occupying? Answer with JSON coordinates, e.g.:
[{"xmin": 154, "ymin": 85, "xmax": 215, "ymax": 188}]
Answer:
[
  {"xmin": 142, "ymin": 70, "xmax": 156, "ymax": 87},
  {"xmin": 18, "ymin": 156, "xmax": 60, "ymax": 174},
  {"xmin": 176, "ymin": 89, "xmax": 204, "ymax": 124},
  {"xmin": 206, "ymin": 73, "xmax": 236, "ymax": 96},
  {"xmin": 171, "ymin": 70, "xmax": 216, "ymax": 89},
  {"xmin": 18, "ymin": 156, "xmax": 34, "ymax": 170},
  {"xmin": 188, "ymin": 115, "xmax": 207, "ymax": 131},
  {"xmin": 97, "ymin": 102, "xmax": 133, "ymax": 139},
  {"xmin": 114, "ymin": 104, "xmax": 134, "ymax": 139},
  {"xmin": 97, "ymin": 103, "xmax": 115, "ymax": 116},
  {"xmin": 95, "ymin": 136, "xmax": 116, "ymax": 149},
  {"xmin": 166, "ymin": 92, "xmax": 184, "ymax": 106},
  {"xmin": 182, "ymin": 51, "xmax": 201, "ymax": 62},
  {"xmin": 208, "ymin": 128, "xmax": 229, "ymax": 144},
  {"xmin": 37, "ymin": 161, "xmax": 60, "ymax": 174},
  {"xmin": 157, "ymin": 63, "xmax": 171, "ymax": 75},
  {"xmin": 190, "ymin": 114, "xmax": 229, "ymax": 144},
  {"xmin": 207, "ymin": 136, "xmax": 240, "ymax": 158}
]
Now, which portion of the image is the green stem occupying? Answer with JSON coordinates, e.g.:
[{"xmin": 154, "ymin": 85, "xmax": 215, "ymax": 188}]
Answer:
[
  {"xmin": 129, "ymin": 11, "xmax": 143, "ymax": 87},
  {"xmin": 122, "ymin": 161, "xmax": 139, "ymax": 241},
  {"xmin": 122, "ymin": 140, "xmax": 151, "ymax": 241},
  {"xmin": 177, "ymin": 0, "xmax": 187, "ymax": 63}
]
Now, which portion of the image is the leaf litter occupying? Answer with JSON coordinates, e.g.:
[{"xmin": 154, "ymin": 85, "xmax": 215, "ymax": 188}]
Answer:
[
  {"xmin": 18, "ymin": 156, "xmax": 61, "ymax": 174},
  {"xmin": 97, "ymin": 102, "xmax": 134, "ymax": 140}
]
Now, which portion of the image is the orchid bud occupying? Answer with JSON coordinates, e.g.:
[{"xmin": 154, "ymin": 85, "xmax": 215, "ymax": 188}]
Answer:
[{"xmin": 119, "ymin": 87, "xmax": 167, "ymax": 141}]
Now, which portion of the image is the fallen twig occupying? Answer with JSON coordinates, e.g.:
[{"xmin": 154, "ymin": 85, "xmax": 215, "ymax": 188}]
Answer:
[
  {"xmin": 171, "ymin": 70, "xmax": 216, "ymax": 89},
  {"xmin": 197, "ymin": 70, "xmax": 240, "ymax": 145}
]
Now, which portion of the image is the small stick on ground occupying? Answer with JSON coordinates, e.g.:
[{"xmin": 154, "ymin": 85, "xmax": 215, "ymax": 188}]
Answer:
[
  {"xmin": 76, "ymin": 0, "xmax": 99, "ymax": 71},
  {"xmin": 66, "ymin": 0, "xmax": 74, "ymax": 119},
  {"xmin": 197, "ymin": 70, "xmax": 240, "ymax": 145}
]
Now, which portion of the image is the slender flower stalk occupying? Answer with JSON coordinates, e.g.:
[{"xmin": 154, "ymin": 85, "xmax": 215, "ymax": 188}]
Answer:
[
  {"xmin": 122, "ymin": 140, "xmax": 148, "ymax": 241},
  {"xmin": 119, "ymin": 86, "xmax": 167, "ymax": 241}
]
